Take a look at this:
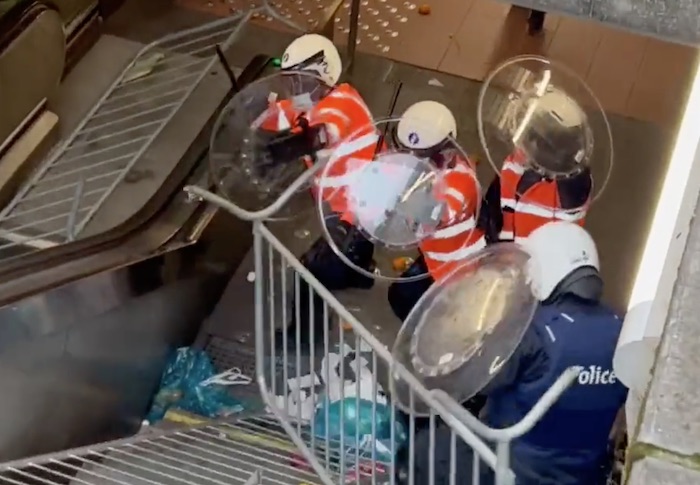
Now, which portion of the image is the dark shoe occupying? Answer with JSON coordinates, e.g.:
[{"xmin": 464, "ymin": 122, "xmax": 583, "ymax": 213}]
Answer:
[
  {"xmin": 346, "ymin": 259, "xmax": 377, "ymax": 289},
  {"xmin": 527, "ymin": 9, "xmax": 546, "ymax": 35}
]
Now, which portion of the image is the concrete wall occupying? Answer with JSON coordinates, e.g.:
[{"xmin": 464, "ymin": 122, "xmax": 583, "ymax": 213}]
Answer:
[
  {"xmin": 626, "ymin": 186, "xmax": 700, "ymax": 483},
  {"xmin": 506, "ymin": 0, "xmax": 700, "ymax": 46},
  {"xmin": 624, "ymin": 67, "xmax": 700, "ymax": 480}
]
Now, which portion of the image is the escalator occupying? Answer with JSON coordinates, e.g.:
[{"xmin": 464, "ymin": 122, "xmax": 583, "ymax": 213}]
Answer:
[
  {"xmin": 0, "ymin": 8, "xmax": 281, "ymax": 303},
  {"xmin": 0, "ymin": 12, "xmax": 248, "ymax": 295},
  {"xmin": 0, "ymin": 10, "xmax": 283, "ymax": 464},
  {"xmin": 0, "ymin": 416, "xmax": 325, "ymax": 485},
  {"xmin": 0, "ymin": 4, "xmax": 659, "ymax": 483}
]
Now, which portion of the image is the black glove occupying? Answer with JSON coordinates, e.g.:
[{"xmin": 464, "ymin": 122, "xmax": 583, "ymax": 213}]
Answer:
[
  {"xmin": 480, "ymin": 176, "xmax": 504, "ymax": 244},
  {"xmin": 266, "ymin": 117, "xmax": 327, "ymax": 163}
]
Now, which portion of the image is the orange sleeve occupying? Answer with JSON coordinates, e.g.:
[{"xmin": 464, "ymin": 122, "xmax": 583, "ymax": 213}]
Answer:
[
  {"xmin": 445, "ymin": 171, "xmax": 480, "ymax": 201},
  {"xmin": 258, "ymin": 99, "xmax": 297, "ymax": 132},
  {"xmin": 442, "ymin": 171, "xmax": 480, "ymax": 221},
  {"xmin": 308, "ymin": 84, "xmax": 374, "ymax": 144},
  {"xmin": 435, "ymin": 154, "xmax": 481, "ymax": 222},
  {"xmin": 505, "ymin": 149, "xmax": 528, "ymax": 164},
  {"xmin": 307, "ymin": 98, "xmax": 352, "ymax": 143}
]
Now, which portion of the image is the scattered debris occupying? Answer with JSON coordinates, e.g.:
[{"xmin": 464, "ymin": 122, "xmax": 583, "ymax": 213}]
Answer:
[{"xmin": 392, "ymin": 256, "xmax": 414, "ymax": 272}]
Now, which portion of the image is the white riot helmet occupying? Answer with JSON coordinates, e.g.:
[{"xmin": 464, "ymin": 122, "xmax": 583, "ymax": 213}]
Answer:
[
  {"xmin": 520, "ymin": 87, "xmax": 593, "ymax": 177},
  {"xmin": 520, "ymin": 221, "xmax": 602, "ymax": 302},
  {"xmin": 281, "ymin": 34, "xmax": 343, "ymax": 86},
  {"xmin": 536, "ymin": 88, "xmax": 587, "ymax": 128},
  {"xmin": 396, "ymin": 101, "xmax": 457, "ymax": 151}
]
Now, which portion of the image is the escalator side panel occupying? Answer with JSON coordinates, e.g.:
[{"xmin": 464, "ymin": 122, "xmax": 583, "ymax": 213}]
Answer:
[
  {"xmin": 0, "ymin": 1, "xmax": 65, "ymax": 156},
  {"xmin": 0, "ymin": 261, "xmax": 225, "ymax": 462},
  {"xmin": 0, "ymin": 50, "xmax": 275, "ymax": 304}
]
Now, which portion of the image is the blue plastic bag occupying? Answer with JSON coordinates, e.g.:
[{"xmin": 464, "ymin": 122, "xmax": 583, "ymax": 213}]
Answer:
[
  {"xmin": 313, "ymin": 397, "xmax": 407, "ymax": 463},
  {"xmin": 146, "ymin": 347, "xmax": 245, "ymax": 423}
]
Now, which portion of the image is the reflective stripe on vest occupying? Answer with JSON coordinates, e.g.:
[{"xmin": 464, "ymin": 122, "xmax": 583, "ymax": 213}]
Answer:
[
  {"xmin": 308, "ymin": 84, "xmax": 373, "ymax": 145},
  {"xmin": 421, "ymin": 157, "xmax": 483, "ymax": 278},
  {"xmin": 316, "ymin": 131, "xmax": 379, "ymax": 215},
  {"xmin": 498, "ymin": 154, "xmax": 522, "ymax": 241},
  {"xmin": 423, "ymin": 229, "xmax": 486, "ymax": 263},
  {"xmin": 503, "ymin": 159, "xmax": 525, "ymax": 176},
  {"xmin": 317, "ymin": 132, "xmax": 379, "ymax": 189},
  {"xmin": 252, "ymin": 99, "xmax": 297, "ymax": 131},
  {"xmin": 325, "ymin": 85, "xmax": 374, "ymax": 123},
  {"xmin": 502, "ymin": 197, "xmax": 587, "ymax": 222},
  {"xmin": 423, "ymin": 230, "xmax": 487, "ymax": 281},
  {"xmin": 309, "ymin": 106, "xmax": 350, "ymax": 144},
  {"xmin": 499, "ymin": 153, "xmax": 589, "ymax": 241},
  {"xmin": 306, "ymin": 84, "xmax": 375, "ymax": 216}
]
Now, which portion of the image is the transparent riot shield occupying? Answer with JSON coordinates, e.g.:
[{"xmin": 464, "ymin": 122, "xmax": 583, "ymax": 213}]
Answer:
[
  {"xmin": 390, "ymin": 243, "xmax": 537, "ymax": 416},
  {"xmin": 209, "ymin": 71, "xmax": 333, "ymax": 219},
  {"xmin": 316, "ymin": 118, "xmax": 482, "ymax": 282},
  {"xmin": 477, "ymin": 55, "xmax": 613, "ymax": 203}
]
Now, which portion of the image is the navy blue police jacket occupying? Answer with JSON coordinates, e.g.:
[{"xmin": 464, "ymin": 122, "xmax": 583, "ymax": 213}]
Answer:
[
  {"xmin": 479, "ymin": 295, "xmax": 628, "ymax": 484},
  {"xmin": 412, "ymin": 296, "xmax": 628, "ymax": 485}
]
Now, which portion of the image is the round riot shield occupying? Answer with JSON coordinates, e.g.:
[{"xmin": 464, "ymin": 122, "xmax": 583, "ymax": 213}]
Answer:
[
  {"xmin": 477, "ymin": 55, "xmax": 613, "ymax": 203},
  {"xmin": 317, "ymin": 118, "xmax": 481, "ymax": 282},
  {"xmin": 390, "ymin": 243, "xmax": 537, "ymax": 416},
  {"xmin": 209, "ymin": 71, "xmax": 333, "ymax": 219}
]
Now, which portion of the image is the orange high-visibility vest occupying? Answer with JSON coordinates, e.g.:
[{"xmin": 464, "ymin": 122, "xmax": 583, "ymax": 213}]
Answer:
[
  {"xmin": 255, "ymin": 83, "xmax": 375, "ymax": 215},
  {"xmin": 308, "ymin": 83, "xmax": 376, "ymax": 218},
  {"xmin": 316, "ymin": 126, "xmax": 382, "ymax": 219},
  {"xmin": 254, "ymin": 99, "xmax": 296, "ymax": 132},
  {"xmin": 420, "ymin": 154, "xmax": 486, "ymax": 281},
  {"xmin": 255, "ymin": 83, "xmax": 372, "ymax": 148},
  {"xmin": 499, "ymin": 151, "xmax": 592, "ymax": 242},
  {"xmin": 307, "ymin": 83, "xmax": 374, "ymax": 146}
]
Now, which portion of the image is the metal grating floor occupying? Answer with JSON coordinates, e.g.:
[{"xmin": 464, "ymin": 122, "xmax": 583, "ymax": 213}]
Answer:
[
  {"xmin": 0, "ymin": 13, "xmax": 249, "ymax": 262},
  {"xmin": 203, "ymin": 335, "xmax": 272, "ymax": 411},
  {"xmin": 0, "ymin": 417, "xmax": 326, "ymax": 485},
  {"xmin": 0, "ymin": 413, "xmax": 394, "ymax": 485}
]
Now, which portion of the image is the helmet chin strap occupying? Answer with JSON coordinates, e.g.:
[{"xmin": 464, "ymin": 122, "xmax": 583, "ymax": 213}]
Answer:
[
  {"xmin": 282, "ymin": 50, "xmax": 328, "ymax": 79},
  {"xmin": 546, "ymin": 266, "xmax": 603, "ymax": 304}
]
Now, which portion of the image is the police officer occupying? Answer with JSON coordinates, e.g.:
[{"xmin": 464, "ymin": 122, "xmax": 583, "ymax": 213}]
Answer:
[
  {"xmin": 282, "ymin": 100, "xmax": 482, "ymax": 349},
  {"xmin": 388, "ymin": 101, "xmax": 484, "ymax": 322},
  {"xmin": 413, "ymin": 221, "xmax": 627, "ymax": 485},
  {"xmin": 273, "ymin": 34, "xmax": 378, "ymax": 350},
  {"xmin": 480, "ymin": 87, "xmax": 594, "ymax": 245}
]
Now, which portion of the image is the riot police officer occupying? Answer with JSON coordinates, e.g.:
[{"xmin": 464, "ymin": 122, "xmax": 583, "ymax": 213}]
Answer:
[{"xmin": 412, "ymin": 221, "xmax": 627, "ymax": 485}]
